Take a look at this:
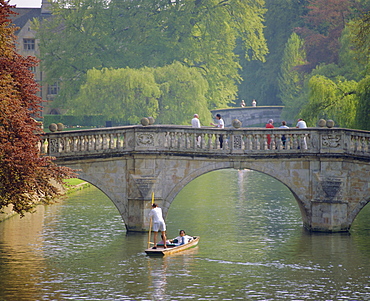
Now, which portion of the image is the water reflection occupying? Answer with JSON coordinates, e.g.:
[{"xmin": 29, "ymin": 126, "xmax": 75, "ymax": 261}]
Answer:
[{"xmin": 0, "ymin": 170, "xmax": 369, "ymax": 300}]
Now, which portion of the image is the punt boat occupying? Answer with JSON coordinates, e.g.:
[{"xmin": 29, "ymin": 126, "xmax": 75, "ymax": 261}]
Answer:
[{"xmin": 145, "ymin": 236, "xmax": 200, "ymax": 256}]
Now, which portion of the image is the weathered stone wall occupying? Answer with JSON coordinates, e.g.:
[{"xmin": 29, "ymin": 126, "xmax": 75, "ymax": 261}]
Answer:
[{"xmin": 211, "ymin": 106, "xmax": 286, "ymax": 127}]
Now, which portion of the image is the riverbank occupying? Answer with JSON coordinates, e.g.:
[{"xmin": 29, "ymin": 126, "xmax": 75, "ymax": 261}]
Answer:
[{"xmin": 0, "ymin": 179, "xmax": 90, "ymax": 222}]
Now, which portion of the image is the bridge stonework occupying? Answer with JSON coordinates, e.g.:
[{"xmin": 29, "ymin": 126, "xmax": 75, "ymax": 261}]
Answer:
[{"xmin": 42, "ymin": 125, "xmax": 370, "ymax": 232}]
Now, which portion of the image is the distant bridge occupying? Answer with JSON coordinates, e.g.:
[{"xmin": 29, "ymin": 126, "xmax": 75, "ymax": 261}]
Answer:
[{"xmin": 42, "ymin": 125, "xmax": 370, "ymax": 232}]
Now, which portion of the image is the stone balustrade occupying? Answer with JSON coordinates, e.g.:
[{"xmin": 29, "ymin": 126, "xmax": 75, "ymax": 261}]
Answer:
[{"xmin": 41, "ymin": 125, "xmax": 370, "ymax": 159}]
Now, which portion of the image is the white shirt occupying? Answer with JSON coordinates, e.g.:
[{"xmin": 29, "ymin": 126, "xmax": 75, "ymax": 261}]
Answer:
[
  {"xmin": 149, "ymin": 207, "xmax": 164, "ymax": 223},
  {"xmin": 191, "ymin": 117, "xmax": 201, "ymax": 128},
  {"xmin": 216, "ymin": 118, "xmax": 224, "ymax": 129},
  {"xmin": 296, "ymin": 120, "xmax": 307, "ymax": 128},
  {"xmin": 175, "ymin": 235, "xmax": 193, "ymax": 245}
]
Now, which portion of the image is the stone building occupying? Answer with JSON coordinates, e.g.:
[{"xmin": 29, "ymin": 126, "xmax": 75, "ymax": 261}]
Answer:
[{"xmin": 10, "ymin": 0, "xmax": 61, "ymax": 116}]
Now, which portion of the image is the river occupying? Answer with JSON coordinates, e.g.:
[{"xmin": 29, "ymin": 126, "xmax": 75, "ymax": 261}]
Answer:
[{"xmin": 0, "ymin": 169, "xmax": 370, "ymax": 300}]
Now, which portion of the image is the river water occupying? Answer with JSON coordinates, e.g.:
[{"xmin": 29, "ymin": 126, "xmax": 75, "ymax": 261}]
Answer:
[{"xmin": 1, "ymin": 169, "xmax": 370, "ymax": 301}]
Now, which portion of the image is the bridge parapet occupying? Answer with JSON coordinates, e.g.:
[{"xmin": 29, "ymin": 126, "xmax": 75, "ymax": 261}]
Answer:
[{"xmin": 41, "ymin": 126, "xmax": 370, "ymax": 159}]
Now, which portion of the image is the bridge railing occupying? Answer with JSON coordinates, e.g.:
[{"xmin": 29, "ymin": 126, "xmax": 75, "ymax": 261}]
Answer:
[{"xmin": 41, "ymin": 125, "xmax": 370, "ymax": 159}]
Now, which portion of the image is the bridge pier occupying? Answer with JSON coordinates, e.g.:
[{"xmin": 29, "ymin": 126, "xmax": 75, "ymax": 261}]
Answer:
[
  {"xmin": 46, "ymin": 125, "xmax": 370, "ymax": 233},
  {"xmin": 127, "ymin": 199, "xmax": 150, "ymax": 232},
  {"xmin": 308, "ymin": 202, "xmax": 349, "ymax": 232}
]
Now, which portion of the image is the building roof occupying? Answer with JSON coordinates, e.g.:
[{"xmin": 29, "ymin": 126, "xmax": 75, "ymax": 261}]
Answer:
[{"xmin": 11, "ymin": 8, "xmax": 51, "ymax": 34}]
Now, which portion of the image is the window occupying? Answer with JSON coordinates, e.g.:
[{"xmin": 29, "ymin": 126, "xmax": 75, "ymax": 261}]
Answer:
[
  {"xmin": 23, "ymin": 38, "xmax": 35, "ymax": 50},
  {"xmin": 48, "ymin": 82, "xmax": 60, "ymax": 95}
]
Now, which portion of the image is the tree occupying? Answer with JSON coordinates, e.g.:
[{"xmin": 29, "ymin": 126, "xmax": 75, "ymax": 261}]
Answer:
[
  {"xmin": 295, "ymin": 0, "xmax": 357, "ymax": 71},
  {"xmin": 69, "ymin": 62, "xmax": 210, "ymax": 125},
  {"xmin": 355, "ymin": 76, "xmax": 370, "ymax": 130},
  {"xmin": 299, "ymin": 75, "xmax": 358, "ymax": 127},
  {"xmin": 35, "ymin": 0, "xmax": 268, "ymax": 113},
  {"xmin": 0, "ymin": 1, "xmax": 75, "ymax": 216},
  {"xmin": 278, "ymin": 32, "xmax": 307, "ymax": 120},
  {"xmin": 154, "ymin": 61, "xmax": 210, "ymax": 125},
  {"xmin": 72, "ymin": 67, "xmax": 161, "ymax": 124},
  {"xmin": 349, "ymin": 10, "xmax": 370, "ymax": 71},
  {"xmin": 238, "ymin": 0, "xmax": 308, "ymax": 106}
]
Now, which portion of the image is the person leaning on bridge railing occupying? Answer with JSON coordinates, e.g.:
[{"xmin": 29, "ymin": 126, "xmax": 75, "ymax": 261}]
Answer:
[
  {"xmin": 191, "ymin": 114, "xmax": 201, "ymax": 147},
  {"xmin": 296, "ymin": 118, "xmax": 307, "ymax": 150},
  {"xmin": 279, "ymin": 121, "xmax": 289, "ymax": 149},
  {"xmin": 210, "ymin": 114, "xmax": 225, "ymax": 148}
]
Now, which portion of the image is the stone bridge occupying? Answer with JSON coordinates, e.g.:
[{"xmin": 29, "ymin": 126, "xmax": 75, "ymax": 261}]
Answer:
[{"xmin": 41, "ymin": 125, "xmax": 370, "ymax": 232}]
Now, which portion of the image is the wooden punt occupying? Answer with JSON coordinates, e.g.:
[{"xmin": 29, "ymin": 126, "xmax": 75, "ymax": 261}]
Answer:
[{"xmin": 145, "ymin": 236, "xmax": 200, "ymax": 256}]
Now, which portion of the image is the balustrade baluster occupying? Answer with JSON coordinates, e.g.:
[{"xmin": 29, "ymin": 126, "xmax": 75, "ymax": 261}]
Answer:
[
  {"xmin": 286, "ymin": 134, "xmax": 292, "ymax": 150},
  {"xmin": 191, "ymin": 133, "xmax": 196, "ymax": 149},
  {"xmin": 164, "ymin": 132, "xmax": 169, "ymax": 148},
  {"xmin": 246, "ymin": 134, "xmax": 252, "ymax": 151},
  {"xmin": 107, "ymin": 134, "xmax": 112, "ymax": 149},
  {"xmin": 170, "ymin": 132, "xmax": 175, "ymax": 148},
  {"xmin": 276, "ymin": 134, "xmax": 282, "ymax": 150},
  {"xmin": 271, "ymin": 134, "xmax": 276, "ymax": 150},
  {"xmin": 224, "ymin": 135, "xmax": 229, "ymax": 150},
  {"xmin": 178, "ymin": 132, "xmax": 184, "ymax": 149},
  {"xmin": 263, "ymin": 134, "xmax": 268, "ymax": 150},
  {"xmin": 254, "ymin": 134, "xmax": 260, "ymax": 150},
  {"xmin": 114, "ymin": 133, "xmax": 122, "ymax": 149},
  {"xmin": 293, "ymin": 134, "xmax": 299, "ymax": 149},
  {"xmin": 102, "ymin": 134, "xmax": 108, "ymax": 149},
  {"xmin": 66, "ymin": 137, "xmax": 71, "ymax": 153}
]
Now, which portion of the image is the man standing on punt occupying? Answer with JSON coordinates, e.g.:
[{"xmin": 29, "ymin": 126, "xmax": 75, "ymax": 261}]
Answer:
[{"xmin": 149, "ymin": 203, "xmax": 167, "ymax": 249}]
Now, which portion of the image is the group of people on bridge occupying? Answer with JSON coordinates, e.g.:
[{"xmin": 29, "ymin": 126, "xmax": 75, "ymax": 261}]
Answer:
[{"xmin": 191, "ymin": 112, "xmax": 308, "ymax": 150}]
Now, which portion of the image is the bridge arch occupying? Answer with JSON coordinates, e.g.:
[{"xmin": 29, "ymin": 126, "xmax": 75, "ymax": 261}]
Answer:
[
  {"xmin": 71, "ymin": 175, "xmax": 129, "ymax": 227},
  {"xmin": 163, "ymin": 162, "xmax": 310, "ymax": 229},
  {"xmin": 45, "ymin": 125, "xmax": 370, "ymax": 232}
]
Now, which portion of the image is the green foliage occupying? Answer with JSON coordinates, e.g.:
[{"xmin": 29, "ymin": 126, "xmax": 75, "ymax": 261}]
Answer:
[
  {"xmin": 237, "ymin": 0, "xmax": 307, "ymax": 105},
  {"xmin": 278, "ymin": 32, "xmax": 307, "ymax": 120},
  {"xmin": 72, "ymin": 67, "xmax": 160, "ymax": 125},
  {"xmin": 355, "ymin": 76, "xmax": 370, "ymax": 130},
  {"xmin": 300, "ymin": 75, "xmax": 358, "ymax": 127},
  {"xmin": 35, "ymin": 0, "xmax": 268, "ymax": 111},
  {"xmin": 68, "ymin": 62, "xmax": 210, "ymax": 126},
  {"xmin": 153, "ymin": 61, "xmax": 210, "ymax": 125},
  {"xmin": 349, "ymin": 12, "xmax": 370, "ymax": 73}
]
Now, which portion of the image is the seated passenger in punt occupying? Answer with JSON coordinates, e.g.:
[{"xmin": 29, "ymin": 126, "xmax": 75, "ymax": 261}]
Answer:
[{"xmin": 171, "ymin": 230, "xmax": 193, "ymax": 245}]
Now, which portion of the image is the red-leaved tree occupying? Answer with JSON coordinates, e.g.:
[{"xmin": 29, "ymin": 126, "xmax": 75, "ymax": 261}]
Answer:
[
  {"xmin": 0, "ymin": 0, "xmax": 75, "ymax": 216},
  {"xmin": 295, "ymin": 0, "xmax": 356, "ymax": 71}
]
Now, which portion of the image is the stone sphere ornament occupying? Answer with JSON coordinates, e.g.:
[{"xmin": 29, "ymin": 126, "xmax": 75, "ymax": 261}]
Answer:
[
  {"xmin": 141, "ymin": 117, "xmax": 150, "ymax": 126},
  {"xmin": 57, "ymin": 123, "xmax": 64, "ymax": 131},
  {"xmin": 232, "ymin": 119, "xmax": 242, "ymax": 128},
  {"xmin": 318, "ymin": 119, "xmax": 326, "ymax": 127},
  {"xmin": 148, "ymin": 117, "xmax": 155, "ymax": 125},
  {"xmin": 326, "ymin": 119, "xmax": 335, "ymax": 128},
  {"xmin": 49, "ymin": 123, "xmax": 58, "ymax": 132}
]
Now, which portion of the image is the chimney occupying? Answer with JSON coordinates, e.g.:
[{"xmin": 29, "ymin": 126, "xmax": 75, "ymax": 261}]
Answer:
[{"xmin": 41, "ymin": 0, "xmax": 52, "ymax": 15}]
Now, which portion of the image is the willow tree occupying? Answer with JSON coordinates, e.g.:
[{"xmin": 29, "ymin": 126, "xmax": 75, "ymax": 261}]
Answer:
[
  {"xmin": 70, "ymin": 62, "xmax": 210, "ymax": 125},
  {"xmin": 300, "ymin": 75, "xmax": 358, "ymax": 127},
  {"xmin": 0, "ymin": 1, "xmax": 75, "ymax": 216},
  {"xmin": 72, "ymin": 67, "xmax": 161, "ymax": 125},
  {"xmin": 153, "ymin": 61, "xmax": 210, "ymax": 125},
  {"xmin": 35, "ymin": 0, "xmax": 268, "ymax": 111}
]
